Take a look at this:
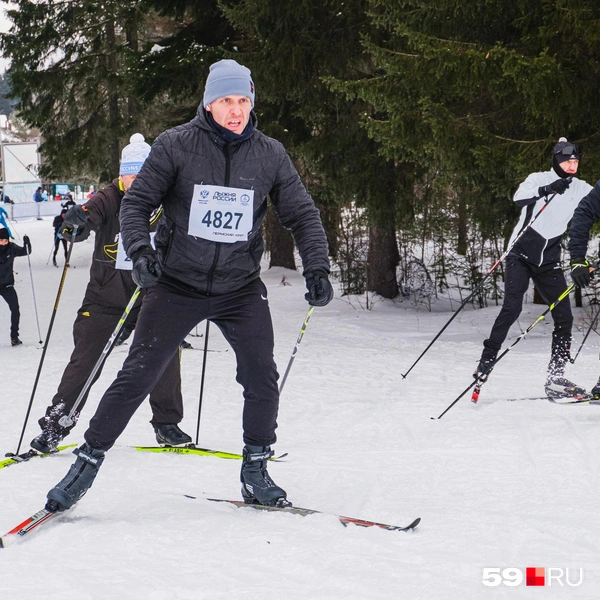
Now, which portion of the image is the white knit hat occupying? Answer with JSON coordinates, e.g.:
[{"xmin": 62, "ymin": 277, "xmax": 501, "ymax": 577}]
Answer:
[{"xmin": 120, "ymin": 133, "xmax": 151, "ymax": 175}]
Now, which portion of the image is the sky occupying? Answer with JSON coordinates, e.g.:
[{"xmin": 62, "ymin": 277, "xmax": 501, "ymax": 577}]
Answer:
[{"xmin": 0, "ymin": 216, "xmax": 599, "ymax": 599}]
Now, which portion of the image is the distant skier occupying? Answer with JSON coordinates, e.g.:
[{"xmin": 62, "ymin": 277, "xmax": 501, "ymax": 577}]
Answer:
[
  {"xmin": 474, "ymin": 138, "xmax": 592, "ymax": 398},
  {"xmin": 0, "ymin": 205, "xmax": 13, "ymax": 238},
  {"xmin": 30, "ymin": 133, "xmax": 191, "ymax": 455},
  {"xmin": 0, "ymin": 228, "xmax": 31, "ymax": 346},
  {"xmin": 52, "ymin": 209, "xmax": 68, "ymax": 267}
]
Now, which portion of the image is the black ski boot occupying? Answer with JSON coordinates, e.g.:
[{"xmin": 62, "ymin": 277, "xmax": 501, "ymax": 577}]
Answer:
[
  {"xmin": 545, "ymin": 352, "xmax": 584, "ymax": 398},
  {"xmin": 591, "ymin": 377, "xmax": 600, "ymax": 400},
  {"xmin": 45, "ymin": 443, "xmax": 105, "ymax": 512},
  {"xmin": 240, "ymin": 445, "xmax": 289, "ymax": 507},
  {"xmin": 473, "ymin": 358, "xmax": 495, "ymax": 382},
  {"xmin": 31, "ymin": 430, "xmax": 64, "ymax": 454},
  {"xmin": 154, "ymin": 424, "xmax": 192, "ymax": 447},
  {"xmin": 11, "ymin": 337, "xmax": 22, "ymax": 347},
  {"xmin": 545, "ymin": 376, "xmax": 586, "ymax": 398}
]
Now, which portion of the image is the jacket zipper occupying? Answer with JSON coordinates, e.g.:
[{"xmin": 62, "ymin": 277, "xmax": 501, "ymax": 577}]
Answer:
[{"xmin": 206, "ymin": 142, "xmax": 231, "ymax": 294}]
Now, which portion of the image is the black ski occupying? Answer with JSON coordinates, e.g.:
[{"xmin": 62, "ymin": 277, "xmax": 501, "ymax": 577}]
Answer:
[{"xmin": 185, "ymin": 495, "xmax": 421, "ymax": 532}]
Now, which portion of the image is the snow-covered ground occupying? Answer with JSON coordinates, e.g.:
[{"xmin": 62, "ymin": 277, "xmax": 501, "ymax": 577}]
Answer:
[{"xmin": 1, "ymin": 219, "xmax": 599, "ymax": 599}]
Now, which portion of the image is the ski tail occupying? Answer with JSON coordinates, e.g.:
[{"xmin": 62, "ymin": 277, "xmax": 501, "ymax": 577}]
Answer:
[{"xmin": 200, "ymin": 497, "xmax": 420, "ymax": 532}]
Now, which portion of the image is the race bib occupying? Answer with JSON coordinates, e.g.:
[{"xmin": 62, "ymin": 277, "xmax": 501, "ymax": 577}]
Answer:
[
  {"xmin": 116, "ymin": 232, "xmax": 156, "ymax": 270},
  {"xmin": 188, "ymin": 184, "xmax": 254, "ymax": 243}
]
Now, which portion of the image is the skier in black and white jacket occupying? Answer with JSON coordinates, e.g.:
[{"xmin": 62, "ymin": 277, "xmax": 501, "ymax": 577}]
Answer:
[{"xmin": 475, "ymin": 138, "xmax": 592, "ymax": 398}]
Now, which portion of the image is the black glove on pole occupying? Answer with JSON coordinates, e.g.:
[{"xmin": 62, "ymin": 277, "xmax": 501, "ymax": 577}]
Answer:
[
  {"xmin": 131, "ymin": 247, "xmax": 162, "ymax": 288},
  {"xmin": 304, "ymin": 270, "xmax": 333, "ymax": 307},
  {"xmin": 570, "ymin": 258, "xmax": 592, "ymax": 289},
  {"xmin": 538, "ymin": 176, "xmax": 572, "ymax": 198}
]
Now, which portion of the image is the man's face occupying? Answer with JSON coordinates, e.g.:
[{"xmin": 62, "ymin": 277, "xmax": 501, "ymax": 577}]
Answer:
[
  {"xmin": 206, "ymin": 95, "xmax": 252, "ymax": 134},
  {"xmin": 560, "ymin": 159, "xmax": 579, "ymax": 175},
  {"xmin": 120, "ymin": 174, "xmax": 137, "ymax": 191},
  {"xmin": 0, "ymin": 238, "xmax": 8, "ymax": 246}
]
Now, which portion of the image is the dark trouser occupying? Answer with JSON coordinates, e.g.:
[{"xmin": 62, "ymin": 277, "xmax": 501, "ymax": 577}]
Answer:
[
  {"xmin": 482, "ymin": 254, "xmax": 573, "ymax": 369},
  {"xmin": 85, "ymin": 278, "xmax": 279, "ymax": 452},
  {"xmin": 0, "ymin": 285, "xmax": 20, "ymax": 339},
  {"xmin": 38, "ymin": 300, "xmax": 183, "ymax": 436},
  {"xmin": 53, "ymin": 238, "xmax": 67, "ymax": 259}
]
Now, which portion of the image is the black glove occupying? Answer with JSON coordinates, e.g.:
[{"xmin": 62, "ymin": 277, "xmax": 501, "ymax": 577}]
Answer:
[
  {"xmin": 570, "ymin": 257, "xmax": 592, "ymax": 288},
  {"xmin": 304, "ymin": 270, "xmax": 333, "ymax": 307},
  {"xmin": 131, "ymin": 247, "xmax": 162, "ymax": 288},
  {"xmin": 62, "ymin": 204, "xmax": 89, "ymax": 238},
  {"xmin": 115, "ymin": 322, "xmax": 135, "ymax": 346},
  {"xmin": 64, "ymin": 204, "xmax": 89, "ymax": 228},
  {"xmin": 538, "ymin": 177, "xmax": 571, "ymax": 197},
  {"xmin": 23, "ymin": 235, "xmax": 31, "ymax": 254}
]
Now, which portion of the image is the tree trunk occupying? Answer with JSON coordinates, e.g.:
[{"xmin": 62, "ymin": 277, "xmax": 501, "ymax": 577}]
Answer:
[
  {"xmin": 367, "ymin": 226, "xmax": 399, "ymax": 298},
  {"xmin": 265, "ymin": 201, "xmax": 296, "ymax": 270}
]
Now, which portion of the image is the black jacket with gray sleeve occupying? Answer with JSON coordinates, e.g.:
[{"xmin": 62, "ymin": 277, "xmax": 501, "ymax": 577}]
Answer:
[{"xmin": 120, "ymin": 109, "xmax": 330, "ymax": 295}]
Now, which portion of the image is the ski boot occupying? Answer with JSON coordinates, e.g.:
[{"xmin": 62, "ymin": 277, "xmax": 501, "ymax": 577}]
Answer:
[
  {"xmin": 473, "ymin": 358, "xmax": 495, "ymax": 383},
  {"xmin": 240, "ymin": 445, "xmax": 289, "ymax": 507},
  {"xmin": 46, "ymin": 443, "xmax": 105, "ymax": 512},
  {"xmin": 11, "ymin": 337, "xmax": 22, "ymax": 347},
  {"xmin": 31, "ymin": 430, "xmax": 64, "ymax": 454},
  {"xmin": 544, "ymin": 376, "xmax": 586, "ymax": 399},
  {"xmin": 154, "ymin": 424, "xmax": 192, "ymax": 447},
  {"xmin": 590, "ymin": 378, "xmax": 600, "ymax": 401}
]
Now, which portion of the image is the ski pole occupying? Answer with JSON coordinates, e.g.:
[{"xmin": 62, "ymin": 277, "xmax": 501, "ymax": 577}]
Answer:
[
  {"xmin": 279, "ymin": 306, "xmax": 315, "ymax": 394},
  {"xmin": 195, "ymin": 320, "xmax": 211, "ymax": 446},
  {"xmin": 46, "ymin": 234, "xmax": 58, "ymax": 265},
  {"xmin": 402, "ymin": 193, "xmax": 558, "ymax": 379},
  {"xmin": 432, "ymin": 283, "xmax": 574, "ymax": 419},
  {"xmin": 25, "ymin": 242, "xmax": 43, "ymax": 344},
  {"xmin": 570, "ymin": 305, "xmax": 600, "ymax": 364},
  {"xmin": 13, "ymin": 227, "xmax": 79, "ymax": 455},
  {"xmin": 58, "ymin": 286, "xmax": 142, "ymax": 428}
]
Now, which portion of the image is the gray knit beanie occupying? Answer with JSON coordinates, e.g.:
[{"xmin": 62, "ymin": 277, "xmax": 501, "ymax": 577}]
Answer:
[{"xmin": 203, "ymin": 59, "xmax": 255, "ymax": 108}]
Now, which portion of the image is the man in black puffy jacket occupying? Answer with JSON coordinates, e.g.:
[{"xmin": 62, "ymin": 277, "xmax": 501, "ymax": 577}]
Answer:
[{"xmin": 46, "ymin": 59, "xmax": 332, "ymax": 513}]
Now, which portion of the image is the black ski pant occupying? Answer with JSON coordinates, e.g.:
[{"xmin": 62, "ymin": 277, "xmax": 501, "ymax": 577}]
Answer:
[
  {"xmin": 53, "ymin": 237, "xmax": 67, "ymax": 260},
  {"xmin": 38, "ymin": 300, "xmax": 183, "ymax": 437},
  {"xmin": 85, "ymin": 277, "xmax": 280, "ymax": 452},
  {"xmin": 482, "ymin": 254, "xmax": 573, "ymax": 366},
  {"xmin": 0, "ymin": 285, "xmax": 20, "ymax": 339}
]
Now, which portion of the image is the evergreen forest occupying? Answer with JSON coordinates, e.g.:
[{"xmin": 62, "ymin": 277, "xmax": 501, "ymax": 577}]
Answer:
[{"xmin": 2, "ymin": 0, "xmax": 600, "ymax": 305}]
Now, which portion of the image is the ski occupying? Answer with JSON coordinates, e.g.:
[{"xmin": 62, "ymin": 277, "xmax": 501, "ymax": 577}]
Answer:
[
  {"xmin": 132, "ymin": 445, "xmax": 287, "ymax": 462},
  {"xmin": 184, "ymin": 495, "xmax": 420, "ymax": 532},
  {"xmin": 0, "ymin": 444, "xmax": 78, "ymax": 470},
  {"xmin": 505, "ymin": 395, "xmax": 600, "ymax": 404},
  {"xmin": 0, "ymin": 508, "xmax": 58, "ymax": 548}
]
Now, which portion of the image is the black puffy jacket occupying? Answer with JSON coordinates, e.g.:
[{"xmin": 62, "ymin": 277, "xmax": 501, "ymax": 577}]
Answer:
[{"xmin": 120, "ymin": 109, "xmax": 330, "ymax": 295}]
